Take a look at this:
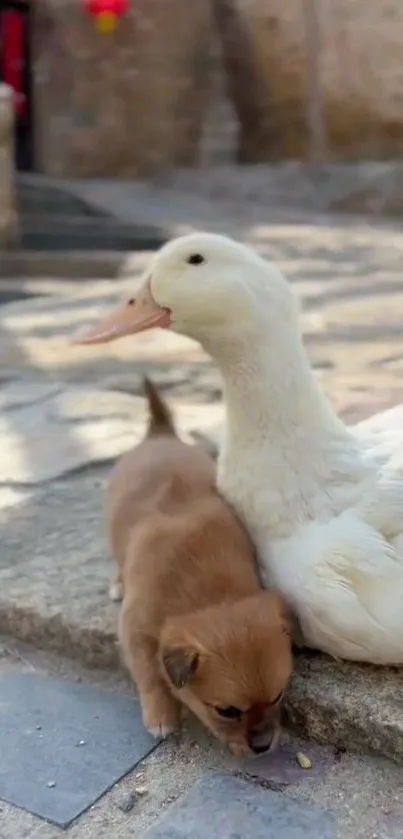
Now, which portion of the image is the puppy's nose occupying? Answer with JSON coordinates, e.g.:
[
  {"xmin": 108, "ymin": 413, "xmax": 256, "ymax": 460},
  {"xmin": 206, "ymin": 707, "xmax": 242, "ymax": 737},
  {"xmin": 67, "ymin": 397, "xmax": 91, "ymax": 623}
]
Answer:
[
  {"xmin": 248, "ymin": 732, "xmax": 273, "ymax": 755},
  {"xmin": 250, "ymin": 741, "xmax": 271, "ymax": 755}
]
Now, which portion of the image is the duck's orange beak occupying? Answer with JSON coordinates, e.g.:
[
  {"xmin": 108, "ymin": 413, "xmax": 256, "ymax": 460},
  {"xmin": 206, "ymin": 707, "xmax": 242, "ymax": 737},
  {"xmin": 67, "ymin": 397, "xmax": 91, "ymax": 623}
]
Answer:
[{"xmin": 72, "ymin": 280, "xmax": 171, "ymax": 345}]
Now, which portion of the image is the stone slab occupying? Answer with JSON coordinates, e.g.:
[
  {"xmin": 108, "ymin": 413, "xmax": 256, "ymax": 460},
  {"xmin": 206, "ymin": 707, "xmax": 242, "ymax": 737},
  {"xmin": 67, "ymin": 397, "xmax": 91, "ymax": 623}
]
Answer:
[
  {"xmin": 0, "ymin": 673, "xmax": 159, "ymax": 827},
  {"xmin": 236, "ymin": 740, "xmax": 331, "ymax": 789},
  {"xmin": 1, "ymin": 696, "xmax": 402, "ymax": 839},
  {"xmin": 0, "ymin": 486, "xmax": 33, "ymax": 512},
  {"xmin": 0, "ymin": 252, "xmax": 133, "ymax": 280},
  {"xmin": 0, "ymin": 474, "xmax": 118, "ymax": 667},
  {"xmin": 141, "ymin": 773, "xmax": 335, "ymax": 838},
  {"xmin": 0, "ymin": 385, "xmax": 222, "ymax": 485}
]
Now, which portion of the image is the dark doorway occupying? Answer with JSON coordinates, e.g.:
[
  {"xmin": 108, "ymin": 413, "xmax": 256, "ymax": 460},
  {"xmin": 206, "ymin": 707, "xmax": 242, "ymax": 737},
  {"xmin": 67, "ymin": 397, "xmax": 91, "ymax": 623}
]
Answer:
[{"xmin": 0, "ymin": 0, "xmax": 34, "ymax": 170}]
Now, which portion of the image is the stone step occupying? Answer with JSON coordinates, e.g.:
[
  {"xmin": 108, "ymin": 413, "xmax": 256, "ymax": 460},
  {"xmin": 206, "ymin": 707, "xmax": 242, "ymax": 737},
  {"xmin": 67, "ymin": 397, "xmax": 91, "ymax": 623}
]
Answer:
[
  {"xmin": 18, "ymin": 212, "xmax": 164, "ymax": 233},
  {"xmin": 14, "ymin": 213, "xmax": 166, "ymax": 252},
  {"xmin": 16, "ymin": 230, "xmax": 165, "ymax": 253},
  {"xmin": 11, "ymin": 178, "xmax": 167, "ymax": 253},
  {"xmin": 15, "ymin": 180, "xmax": 110, "ymax": 218},
  {"xmin": 0, "ymin": 250, "xmax": 136, "ymax": 279}
]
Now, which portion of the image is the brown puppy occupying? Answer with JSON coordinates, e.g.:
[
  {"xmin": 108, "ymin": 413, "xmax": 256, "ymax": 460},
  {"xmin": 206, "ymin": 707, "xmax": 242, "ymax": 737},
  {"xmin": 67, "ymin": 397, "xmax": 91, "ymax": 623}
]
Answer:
[{"xmin": 107, "ymin": 379, "xmax": 292, "ymax": 756}]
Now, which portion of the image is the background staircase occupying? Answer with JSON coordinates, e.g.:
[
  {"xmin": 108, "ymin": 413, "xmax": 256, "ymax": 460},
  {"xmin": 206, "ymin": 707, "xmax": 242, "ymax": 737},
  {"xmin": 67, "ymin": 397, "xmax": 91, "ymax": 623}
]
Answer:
[{"xmin": 12, "ymin": 178, "xmax": 166, "ymax": 253}]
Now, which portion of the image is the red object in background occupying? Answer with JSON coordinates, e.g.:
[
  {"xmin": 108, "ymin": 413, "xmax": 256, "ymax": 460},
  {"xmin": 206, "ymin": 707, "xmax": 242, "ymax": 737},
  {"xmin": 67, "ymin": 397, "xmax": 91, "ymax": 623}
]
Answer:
[
  {"xmin": 84, "ymin": 0, "xmax": 129, "ymax": 33},
  {"xmin": 2, "ymin": 9, "xmax": 28, "ymax": 117}
]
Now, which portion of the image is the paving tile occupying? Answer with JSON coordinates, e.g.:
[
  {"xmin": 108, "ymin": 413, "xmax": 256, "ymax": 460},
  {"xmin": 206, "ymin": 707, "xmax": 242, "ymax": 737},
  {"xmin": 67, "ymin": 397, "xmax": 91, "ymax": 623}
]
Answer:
[
  {"xmin": 0, "ymin": 673, "xmax": 160, "ymax": 827},
  {"xmin": 142, "ymin": 772, "xmax": 335, "ymax": 838},
  {"xmin": 236, "ymin": 740, "xmax": 333, "ymax": 788},
  {"xmin": 0, "ymin": 385, "xmax": 222, "ymax": 485},
  {"xmin": 0, "ymin": 381, "xmax": 61, "ymax": 412}
]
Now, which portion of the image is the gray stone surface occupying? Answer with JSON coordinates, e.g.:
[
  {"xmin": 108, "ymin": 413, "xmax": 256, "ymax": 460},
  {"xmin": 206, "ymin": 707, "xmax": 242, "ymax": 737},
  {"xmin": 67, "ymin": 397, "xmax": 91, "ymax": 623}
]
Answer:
[
  {"xmin": 236, "ymin": 740, "xmax": 332, "ymax": 788},
  {"xmin": 0, "ymin": 251, "xmax": 134, "ymax": 280},
  {"xmin": 0, "ymin": 474, "xmax": 118, "ymax": 666},
  {"xmin": 19, "ymin": 164, "xmax": 403, "ymax": 231},
  {"xmin": 0, "ymin": 382, "xmax": 221, "ymax": 485},
  {"xmin": 0, "ymin": 388, "xmax": 140, "ymax": 484},
  {"xmin": 286, "ymin": 654, "xmax": 403, "ymax": 766},
  {"xmin": 141, "ymin": 773, "xmax": 335, "ymax": 838},
  {"xmin": 1, "ymin": 644, "xmax": 403, "ymax": 839},
  {"xmin": 0, "ymin": 672, "xmax": 159, "ymax": 827}
]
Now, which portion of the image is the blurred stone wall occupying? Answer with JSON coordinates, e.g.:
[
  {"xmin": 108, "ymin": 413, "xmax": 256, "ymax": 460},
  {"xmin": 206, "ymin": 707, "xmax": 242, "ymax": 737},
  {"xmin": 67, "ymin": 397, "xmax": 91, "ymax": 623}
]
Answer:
[
  {"xmin": 318, "ymin": 0, "xmax": 403, "ymax": 158},
  {"xmin": 0, "ymin": 85, "xmax": 16, "ymax": 246},
  {"xmin": 32, "ymin": 0, "xmax": 214, "ymax": 177},
  {"xmin": 29, "ymin": 0, "xmax": 403, "ymax": 176},
  {"xmin": 212, "ymin": 0, "xmax": 403, "ymax": 161}
]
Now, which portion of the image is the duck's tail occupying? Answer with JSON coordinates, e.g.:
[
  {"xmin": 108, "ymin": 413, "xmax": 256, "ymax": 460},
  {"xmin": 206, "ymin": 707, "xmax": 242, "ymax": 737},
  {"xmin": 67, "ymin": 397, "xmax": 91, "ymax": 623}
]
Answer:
[{"xmin": 144, "ymin": 376, "xmax": 176, "ymax": 437}]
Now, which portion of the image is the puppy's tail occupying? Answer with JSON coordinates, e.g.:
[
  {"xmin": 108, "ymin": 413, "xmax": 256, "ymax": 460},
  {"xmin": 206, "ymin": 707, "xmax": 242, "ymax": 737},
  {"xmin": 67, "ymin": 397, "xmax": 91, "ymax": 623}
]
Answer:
[{"xmin": 144, "ymin": 376, "xmax": 176, "ymax": 437}]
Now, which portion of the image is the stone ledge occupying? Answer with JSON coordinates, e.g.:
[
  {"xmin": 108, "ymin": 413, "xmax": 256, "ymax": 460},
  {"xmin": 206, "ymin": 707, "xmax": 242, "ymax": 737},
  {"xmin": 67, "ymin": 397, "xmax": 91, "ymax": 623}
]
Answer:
[
  {"xmin": 1, "ymin": 472, "xmax": 402, "ymax": 766},
  {"xmin": 2, "ymin": 589, "xmax": 402, "ymax": 766},
  {"xmin": 0, "ymin": 251, "xmax": 142, "ymax": 280},
  {"xmin": 0, "ymin": 386, "xmax": 222, "ymax": 485}
]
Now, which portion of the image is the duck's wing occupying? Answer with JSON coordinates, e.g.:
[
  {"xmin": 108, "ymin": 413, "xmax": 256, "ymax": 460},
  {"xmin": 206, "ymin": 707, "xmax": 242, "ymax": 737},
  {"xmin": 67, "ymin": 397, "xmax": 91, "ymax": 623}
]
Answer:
[
  {"xmin": 351, "ymin": 403, "xmax": 403, "ymax": 438},
  {"xmin": 350, "ymin": 409, "xmax": 403, "ymax": 557},
  {"xmin": 289, "ymin": 512, "xmax": 403, "ymax": 664},
  {"xmin": 350, "ymin": 404, "xmax": 403, "ymax": 471}
]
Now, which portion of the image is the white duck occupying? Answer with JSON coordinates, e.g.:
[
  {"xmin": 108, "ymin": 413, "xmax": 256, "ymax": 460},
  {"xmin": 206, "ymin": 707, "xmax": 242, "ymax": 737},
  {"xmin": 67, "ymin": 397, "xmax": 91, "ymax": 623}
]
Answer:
[{"xmin": 76, "ymin": 233, "xmax": 403, "ymax": 664}]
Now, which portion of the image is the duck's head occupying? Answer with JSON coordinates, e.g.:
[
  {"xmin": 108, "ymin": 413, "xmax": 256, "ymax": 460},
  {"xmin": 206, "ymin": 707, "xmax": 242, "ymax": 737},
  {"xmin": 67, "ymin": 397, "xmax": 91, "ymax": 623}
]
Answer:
[{"xmin": 75, "ymin": 233, "xmax": 298, "ymax": 350}]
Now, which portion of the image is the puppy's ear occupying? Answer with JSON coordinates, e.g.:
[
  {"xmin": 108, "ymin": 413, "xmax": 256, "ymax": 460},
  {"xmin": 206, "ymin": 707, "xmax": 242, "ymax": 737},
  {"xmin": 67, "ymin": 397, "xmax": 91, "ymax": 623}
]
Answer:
[
  {"xmin": 259, "ymin": 591, "xmax": 294, "ymax": 638},
  {"xmin": 280, "ymin": 602, "xmax": 294, "ymax": 638},
  {"xmin": 289, "ymin": 614, "xmax": 305, "ymax": 649},
  {"xmin": 277, "ymin": 598, "xmax": 301, "ymax": 644},
  {"xmin": 161, "ymin": 646, "xmax": 199, "ymax": 689}
]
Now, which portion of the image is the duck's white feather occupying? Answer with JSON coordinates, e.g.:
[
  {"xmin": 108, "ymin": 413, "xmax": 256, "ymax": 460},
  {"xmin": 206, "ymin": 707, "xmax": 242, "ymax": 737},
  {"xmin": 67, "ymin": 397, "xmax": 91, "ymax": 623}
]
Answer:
[
  {"xmin": 217, "ymin": 382, "xmax": 403, "ymax": 663},
  {"xmin": 132, "ymin": 232, "xmax": 403, "ymax": 663},
  {"xmin": 263, "ymin": 514, "xmax": 403, "ymax": 662}
]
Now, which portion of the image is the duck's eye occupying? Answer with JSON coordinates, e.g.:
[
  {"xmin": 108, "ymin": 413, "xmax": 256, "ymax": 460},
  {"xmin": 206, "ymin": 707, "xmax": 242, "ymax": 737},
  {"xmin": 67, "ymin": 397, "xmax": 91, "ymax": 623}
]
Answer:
[
  {"xmin": 215, "ymin": 706, "xmax": 242, "ymax": 720},
  {"xmin": 127, "ymin": 299, "xmax": 135, "ymax": 306},
  {"xmin": 187, "ymin": 254, "xmax": 205, "ymax": 266}
]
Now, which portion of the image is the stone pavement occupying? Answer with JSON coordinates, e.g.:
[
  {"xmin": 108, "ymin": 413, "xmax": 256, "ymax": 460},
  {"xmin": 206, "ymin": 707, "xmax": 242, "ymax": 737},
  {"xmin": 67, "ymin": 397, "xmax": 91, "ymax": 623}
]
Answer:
[
  {"xmin": 1, "ymin": 641, "xmax": 403, "ymax": 839},
  {"xmin": 19, "ymin": 162, "xmax": 403, "ymax": 225},
  {"xmin": 2, "ymin": 208, "xmax": 403, "ymax": 834}
]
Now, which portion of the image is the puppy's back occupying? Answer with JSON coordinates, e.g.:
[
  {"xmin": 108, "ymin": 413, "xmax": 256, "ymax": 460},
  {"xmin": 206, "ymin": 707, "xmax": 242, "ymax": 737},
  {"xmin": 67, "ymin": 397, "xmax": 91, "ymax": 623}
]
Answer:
[{"xmin": 107, "ymin": 378, "xmax": 215, "ymax": 566}]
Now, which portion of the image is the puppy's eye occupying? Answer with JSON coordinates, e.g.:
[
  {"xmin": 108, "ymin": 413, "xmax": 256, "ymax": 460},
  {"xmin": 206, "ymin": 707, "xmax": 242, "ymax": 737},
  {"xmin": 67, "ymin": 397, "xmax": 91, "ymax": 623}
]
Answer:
[
  {"xmin": 187, "ymin": 253, "xmax": 205, "ymax": 266},
  {"xmin": 215, "ymin": 705, "xmax": 242, "ymax": 720}
]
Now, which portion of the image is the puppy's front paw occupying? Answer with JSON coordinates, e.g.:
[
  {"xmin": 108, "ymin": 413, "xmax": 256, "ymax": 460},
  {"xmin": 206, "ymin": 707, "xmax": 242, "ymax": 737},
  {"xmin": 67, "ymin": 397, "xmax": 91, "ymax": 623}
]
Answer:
[
  {"xmin": 147, "ymin": 722, "xmax": 177, "ymax": 739},
  {"xmin": 142, "ymin": 695, "xmax": 180, "ymax": 740},
  {"xmin": 109, "ymin": 581, "xmax": 123, "ymax": 602}
]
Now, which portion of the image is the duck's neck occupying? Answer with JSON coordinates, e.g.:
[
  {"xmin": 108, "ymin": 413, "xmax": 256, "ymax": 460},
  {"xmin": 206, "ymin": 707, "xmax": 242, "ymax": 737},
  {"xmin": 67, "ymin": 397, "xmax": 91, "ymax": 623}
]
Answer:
[
  {"xmin": 217, "ymin": 331, "xmax": 345, "ymax": 442},
  {"xmin": 203, "ymin": 327, "xmax": 358, "ymax": 533}
]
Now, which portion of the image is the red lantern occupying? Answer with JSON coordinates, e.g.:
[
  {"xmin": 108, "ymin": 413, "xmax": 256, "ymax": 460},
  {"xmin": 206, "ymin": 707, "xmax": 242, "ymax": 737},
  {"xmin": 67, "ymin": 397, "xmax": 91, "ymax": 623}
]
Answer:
[{"xmin": 85, "ymin": 0, "xmax": 129, "ymax": 34}]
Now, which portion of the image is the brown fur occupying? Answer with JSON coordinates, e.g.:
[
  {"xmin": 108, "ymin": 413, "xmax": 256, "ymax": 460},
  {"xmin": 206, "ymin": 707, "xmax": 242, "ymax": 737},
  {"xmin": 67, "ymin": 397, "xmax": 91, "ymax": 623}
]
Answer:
[{"xmin": 107, "ymin": 378, "xmax": 292, "ymax": 755}]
